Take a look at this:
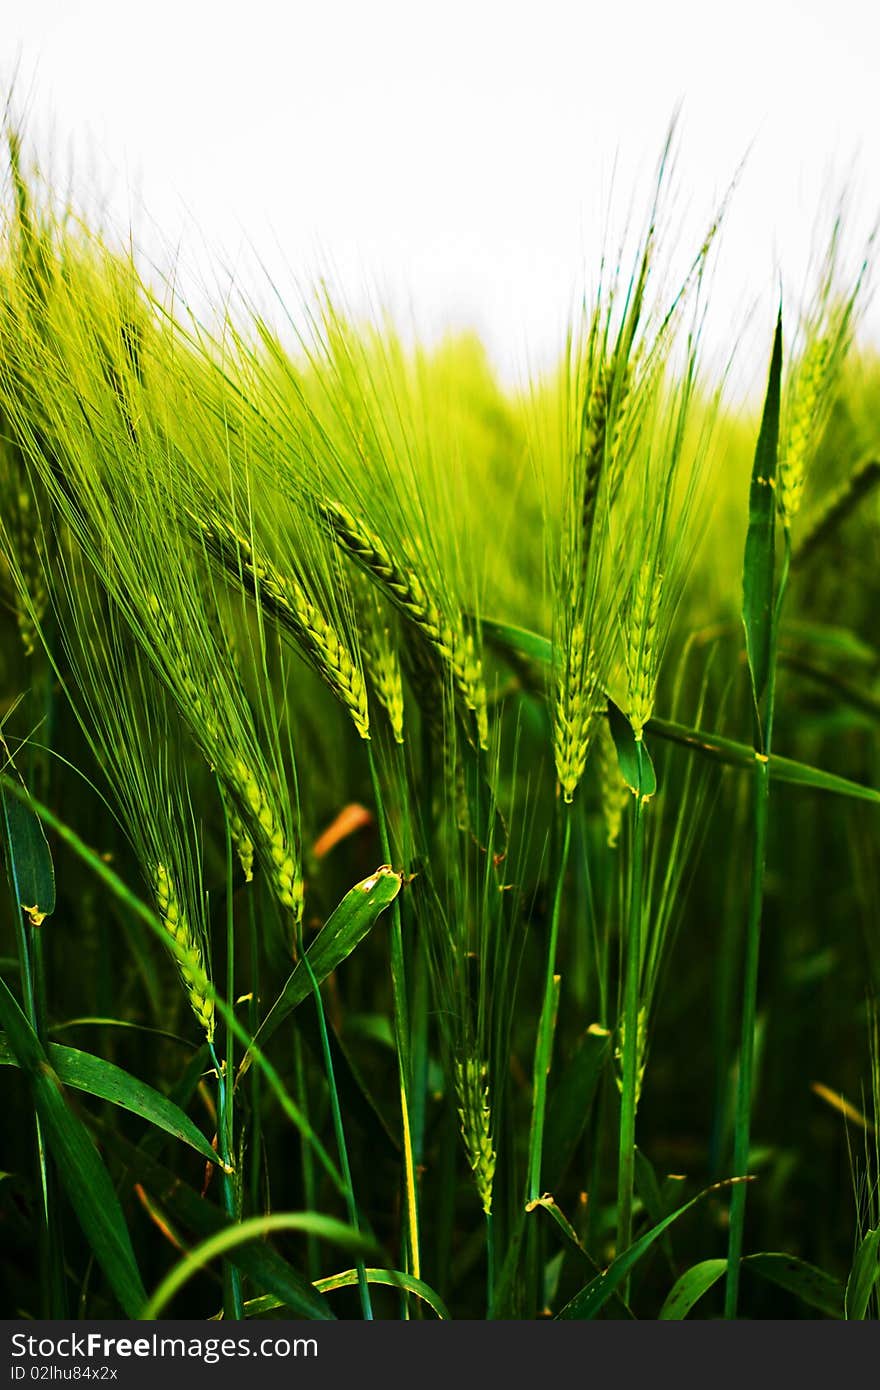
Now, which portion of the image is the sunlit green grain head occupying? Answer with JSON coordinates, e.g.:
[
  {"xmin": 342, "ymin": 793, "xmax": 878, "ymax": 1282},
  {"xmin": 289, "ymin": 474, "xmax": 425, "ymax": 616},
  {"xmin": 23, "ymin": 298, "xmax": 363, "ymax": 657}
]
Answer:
[
  {"xmin": 550, "ymin": 195, "xmax": 663, "ymax": 801},
  {"xmin": 253, "ymin": 296, "xmax": 492, "ymax": 751},
  {"xmin": 778, "ymin": 222, "xmax": 867, "ymax": 532}
]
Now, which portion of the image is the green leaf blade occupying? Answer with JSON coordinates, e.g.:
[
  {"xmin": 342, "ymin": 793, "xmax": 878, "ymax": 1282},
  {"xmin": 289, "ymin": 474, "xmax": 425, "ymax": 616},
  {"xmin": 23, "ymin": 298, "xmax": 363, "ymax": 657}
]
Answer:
[
  {"xmin": 742, "ymin": 311, "xmax": 783, "ymax": 731},
  {"xmin": 658, "ymin": 1258, "xmax": 726, "ymax": 1319},
  {"xmin": 744, "ymin": 1252, "xmax": 845, "ymax": 1318},
  {"xmin": 98, "ymin": 1126, "xmax": 336, "ymax": 1319},
  {"xmin": 844, "ymin": 1228, "xmax": 880, "ymax": 1319},
  {"xmin": 543, "ymin": 1025, "xmax": 611, "ymax": 1190},
  {"xmin": 607, "ymin": 699, "xmax": 656, "ymax": 800},
  {"xmin": 1, "ymin": 777, "xmax": 56, "ymax": 927},
  {"xmin": 0, "ymin": 974, "xmax": 146, "ymax": 1316},
  {"xmin": 0, "ymin": 1037, "xmax": 219, "ymax": 1164},
  {"xmin": 240, "ymin": 866, "xmax": 403, "ymax": 1076},
  {"xmin": 556, "ymin": 1179, "xmax": 744, "ymax": 1319}
]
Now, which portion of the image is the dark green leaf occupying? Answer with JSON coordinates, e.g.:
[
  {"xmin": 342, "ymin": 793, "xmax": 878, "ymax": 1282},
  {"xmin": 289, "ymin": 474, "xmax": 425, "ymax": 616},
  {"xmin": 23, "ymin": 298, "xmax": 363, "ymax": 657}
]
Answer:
[
  {"xmin": 314, "ymin": 1267, "xmax": 450, "ymax": 1320},
  {"xmin": 477, "ymin": 620, "xmax": 880, "ymax": 803},
  {"xmin": 0, "ymin": 764, "xmax": 55, "ymax": 926},
  {"xmin": 96, "ymin": 1124, "xmax": 334, "ymax": 1319},
  {"xmin": 745, "ymin": 1252, "xmax": 845, "ymax": 1318},
  {"xmin": 525, "ymin": 1193, "xmax": 587, "ymax": 1255},
  {"xmin": 649, "ymin": 715, "xmax": 880, "ymax": 805},
  {"xmin": 0, "ymin": 974, "xmax": 146, "ymax": 1316},
  {"xmin": 742, "ymin": 312, "xmax": 783, "ymax": 733},
  {"xmin": 556, "ymin": 1178, "xmax": 745, "ymax": 1319},
  {"xmin": 0, "ymin": 778, "xmax": 344, "ymax": 1190},
  {"xmin": 143, "ymin": 1213, "xmax": 376, "ymax": 1318},
  {"xmin": 0, "ymin": 1036, "xmax": 218, "ymax": 1165},
  {"xmin": 782, "ymin": 620, "xmax": 879, "ymax": 667},
  {"xmin": 481, "ymin": 616, "xmax": 553, "ymax": 667},
  {"xmin": 659, "ymin": 1259, "xmax": 726, "ymax": 1319},
  {"xmin": 607, "ymin": 699, "xmax": 656, "ymax": 799},
  {"xmin": 794, "ymin": 457, "xmax": 880, "ymax": 568},
  {"xmin": 544, "ymin": 1025, "xmax": 610, "ymax": 1189},
  {"xmin": 239, "ymin": 866, "xmax": 403, "ymax": 1077},
  {"xmin": 634, "ymin": 1147, "xmax": 667, "ymax": 1227},
  {"xmin": 844, "ymin": 1228, "xmax": 880, "ymax": 1319}
]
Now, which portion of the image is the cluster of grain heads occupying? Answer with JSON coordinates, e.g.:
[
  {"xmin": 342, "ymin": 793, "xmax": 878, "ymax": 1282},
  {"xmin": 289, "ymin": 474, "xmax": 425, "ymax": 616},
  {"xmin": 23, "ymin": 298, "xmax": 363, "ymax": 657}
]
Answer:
[
  {"xmin": 550, "ymin": 188, "xmax": 673, "ymax": 805},
  {"xmin": 191, "ymin": 507, "xmax": 371, "ymax": 741},
  {"xmin": 319, "ymin": 498, "xmax": 489, "ymax": 749},
  {"xmin": 6, "ymin": 124, "xmax": 880, "ymax": 1323},
  {"xmin": 0, "ymin": 220, "xmax": 309, "ymax": 938},
  {"xmin": 3, "ymin": 523, "xmax": 222, "ymax": 1046}
]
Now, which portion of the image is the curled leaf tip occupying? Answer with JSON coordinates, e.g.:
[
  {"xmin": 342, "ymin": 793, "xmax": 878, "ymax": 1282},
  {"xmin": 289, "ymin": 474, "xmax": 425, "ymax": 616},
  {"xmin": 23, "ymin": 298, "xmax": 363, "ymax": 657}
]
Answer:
[{"xmin": 357, "ymin": 864, "xmax": 402, "ymax": 893}]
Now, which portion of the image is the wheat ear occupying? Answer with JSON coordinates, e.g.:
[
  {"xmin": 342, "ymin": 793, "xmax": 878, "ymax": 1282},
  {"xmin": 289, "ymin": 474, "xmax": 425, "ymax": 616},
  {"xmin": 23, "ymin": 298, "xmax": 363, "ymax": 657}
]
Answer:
[{"xmin": 320, "ymin": 500, "xmax": 488, "ymax": 749}]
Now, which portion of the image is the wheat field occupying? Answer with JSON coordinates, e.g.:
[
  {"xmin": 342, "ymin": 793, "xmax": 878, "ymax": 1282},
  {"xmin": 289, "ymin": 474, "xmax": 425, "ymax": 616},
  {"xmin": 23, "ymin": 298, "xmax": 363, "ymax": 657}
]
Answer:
[{"xmin": 0, "ymin": 127, "xmax": 878, "ymax": 1322}]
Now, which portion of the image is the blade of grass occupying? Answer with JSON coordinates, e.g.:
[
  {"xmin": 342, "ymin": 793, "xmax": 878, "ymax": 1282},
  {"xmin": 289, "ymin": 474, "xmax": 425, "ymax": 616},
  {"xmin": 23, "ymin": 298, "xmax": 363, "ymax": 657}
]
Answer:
[
  {"xmin": 0, "ymin": 774, "xmax": 347, "ymax": 1196},
  {"xmin": 243, "ymin": 1267, "xmax": 450, "ymax": 1320},
  {"xmin": 845, "ymin": 1227, "xmax": 880, "ymax": 1319},
  {"xmin": 98, "ymin": 1125, "xmax": 335, "ymax": 1319},
  {"xmin": 745, "ymin": 1252, "xmax": 845, "ymax": 1318},
  {"xmin": 658, "ymin": 1258, "xmax": 726, "ymax": 1318},
  {"xmin": 0, "ymin": 972, "xmax": 147, "ymax": 1315},
  {"xmin": 141, "ymin": 1212, "xmax": 377, "ymax": 1319},
  {"xmin": 557, "ymin": 1178, "xmax": 749, "ymax": 1318},
  {"xmin": 0, "ymin": 1037, "xmax": 222, "ymax": 1164},
  {"xmin": 238, "ymin": 866, "xmax": 403, "ymax": 1078}
]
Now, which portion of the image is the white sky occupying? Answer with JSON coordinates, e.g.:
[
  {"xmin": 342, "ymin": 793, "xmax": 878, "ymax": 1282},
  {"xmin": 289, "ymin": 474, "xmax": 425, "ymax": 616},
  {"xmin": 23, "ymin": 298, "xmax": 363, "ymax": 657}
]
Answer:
[{"xmin": 6, "ymin": 1, "xmax": 880, "ymax": 395}]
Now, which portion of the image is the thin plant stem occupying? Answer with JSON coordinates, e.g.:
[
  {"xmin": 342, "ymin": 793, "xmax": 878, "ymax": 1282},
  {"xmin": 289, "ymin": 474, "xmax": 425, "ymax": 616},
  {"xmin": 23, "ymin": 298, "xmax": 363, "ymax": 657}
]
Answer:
[
  {"xmin": 247, "ymin": 892, "xmax": 262, "ymax": 1216},
  {"xmin": 617, "ymin": 746, "xmax": 646, "ymax": 1290},
  {"xmin": 527, "ymin": 809, "xmax": 572, "ymax": 1202},
  {"xmin": 368, "ymin": 742, "xmax": 421, "ymax": 1283},
  {"xmin": 292, "ymin": 1026, "xmax": 320, "ymax": 1282},
  {"xmin": 724, "ymin": 533, "xmax": 790, "ymax": 1317},
  {"xmin": 208, "ymin": 1041, "xmax": 243, "ymax": 1319},
  {"xmin": 302, "ymin": 952, "xmax": 374, "ymax": 1319},
  {"xmin": 486, "ymin": 1209, "xmax": 495, "ymax": 1317},
  {"xmin": 1, "ymin": 789, "xmax": 62, "ymax": 1313},
  {"xmin": 219, "ymin": 806, "xmax": 244, "ymax": 1319}
]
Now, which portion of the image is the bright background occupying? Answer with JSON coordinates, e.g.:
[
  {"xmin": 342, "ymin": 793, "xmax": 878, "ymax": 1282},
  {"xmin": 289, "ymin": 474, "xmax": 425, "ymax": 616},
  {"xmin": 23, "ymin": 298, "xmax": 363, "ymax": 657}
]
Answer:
[{"xmin": 6, "ymin": 1, "xmax": 880, "ymax": 392}]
